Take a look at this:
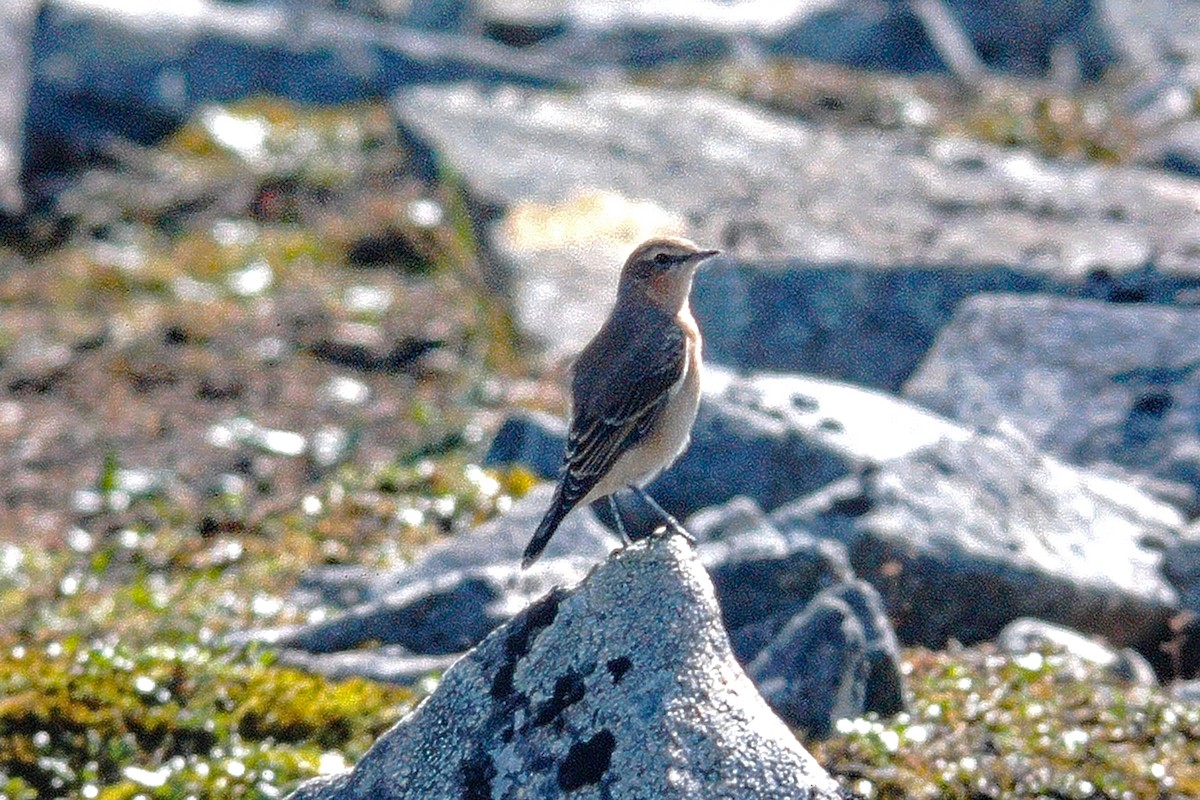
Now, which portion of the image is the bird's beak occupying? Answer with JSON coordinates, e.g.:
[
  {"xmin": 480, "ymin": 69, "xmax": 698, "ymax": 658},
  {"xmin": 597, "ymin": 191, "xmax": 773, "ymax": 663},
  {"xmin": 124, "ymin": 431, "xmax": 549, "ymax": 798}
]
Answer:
[{"xmin": 693, "ymin": 249, "xmax": 720, "ymax": 263}]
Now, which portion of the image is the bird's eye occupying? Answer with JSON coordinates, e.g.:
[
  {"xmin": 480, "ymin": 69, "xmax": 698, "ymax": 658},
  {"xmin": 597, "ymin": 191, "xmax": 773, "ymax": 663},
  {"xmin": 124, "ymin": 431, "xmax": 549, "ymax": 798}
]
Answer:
[{"xmin": 653, "ymin": 252, "xmax": 672, "ymax": 265}]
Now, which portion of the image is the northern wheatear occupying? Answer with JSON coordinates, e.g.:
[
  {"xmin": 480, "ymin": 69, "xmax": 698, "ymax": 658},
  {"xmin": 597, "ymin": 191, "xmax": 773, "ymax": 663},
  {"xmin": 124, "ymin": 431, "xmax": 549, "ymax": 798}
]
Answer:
[{"xmin": 522, "ymin": 237, "xmax": 719, "ymax": 568}]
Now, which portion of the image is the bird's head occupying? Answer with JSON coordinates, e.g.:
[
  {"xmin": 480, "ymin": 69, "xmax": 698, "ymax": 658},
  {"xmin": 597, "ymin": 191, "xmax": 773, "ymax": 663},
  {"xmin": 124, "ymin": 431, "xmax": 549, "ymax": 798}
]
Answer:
[{"xmin": 618, "ymin": 236, "xmax": 720, "ymax": 311}]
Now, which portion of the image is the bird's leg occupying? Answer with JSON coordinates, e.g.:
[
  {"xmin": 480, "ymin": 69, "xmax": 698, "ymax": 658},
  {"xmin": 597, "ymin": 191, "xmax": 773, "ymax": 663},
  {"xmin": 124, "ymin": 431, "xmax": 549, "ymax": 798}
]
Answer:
[
  {"xmin": 633, "ymin": 487, "xmax": 695, "ymax": 543},
  {"xmin": 608, "ymin": 494, "xmax": 631, "ymax": 544}
]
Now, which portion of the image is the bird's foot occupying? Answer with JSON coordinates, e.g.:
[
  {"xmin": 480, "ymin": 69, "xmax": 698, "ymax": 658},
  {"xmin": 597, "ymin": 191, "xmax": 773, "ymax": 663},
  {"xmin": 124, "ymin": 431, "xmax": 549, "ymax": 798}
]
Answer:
[{"xmin": 652, "ymin": 521, "xmax": 695, "ymax": 544}]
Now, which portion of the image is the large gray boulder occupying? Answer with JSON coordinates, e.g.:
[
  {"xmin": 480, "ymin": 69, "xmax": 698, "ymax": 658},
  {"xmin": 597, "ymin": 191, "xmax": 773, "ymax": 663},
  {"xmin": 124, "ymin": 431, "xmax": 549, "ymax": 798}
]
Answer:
[
  {"xmin": 393, "ymin": 83, "xmax": 1200, "ymax": 386},
  {"xmin": 285, "ymin": 535, "xmax": 851, "ymax": 800},
  {"xmin": 771, "ymin": 425, "xmax": 1184, "ymax": 667},
  {"xmin": 903, "ymin": 294, "xmax": 1200, "ymax": 503}
]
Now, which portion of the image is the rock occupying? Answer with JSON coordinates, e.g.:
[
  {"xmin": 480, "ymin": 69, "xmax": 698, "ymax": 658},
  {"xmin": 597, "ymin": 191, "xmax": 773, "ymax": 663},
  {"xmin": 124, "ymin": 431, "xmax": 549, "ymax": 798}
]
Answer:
[
  {"xmin": 267, "ymin": 559, "xmax": 583, "ymax": 656},
  {"xmin": 997, "ymin": 618, "xmax": 1158, "ymax": 685},
  {"xmin": 249, "ymin": 484, "xmax": 618, "ymax": 656},
  {"xmin": 275, "ymin": 646, "xmax": 461, "ymax": 686},
  {"xmin": 284, "ymin": 535, "xmax": 850, "ymax": 800},
  {"xmin": 823, "ymin": 581, "xmax": 906, "ymax": 717},
  {"xmin": 903, "ymin": 294, "xmax": 1200, "ymax": 504},
  {"xmin": 393, "ymin": 83, "xmax": 1200, "ymax": 385},
  {"xmin": 366, "ymin": 483, "xmax": 619, "ymax": 599},
  {"xmin": 683, "ymin": 494, "xmax": 777, "ymax": 544},
  {"xmin": 1171, "ymin": 678, "xmax": 1200, "ymax": 704},
  {"xmin": 483, "ymin": 409, "xmax": 567, "ymax": 480},
  {"xmin": 479, "ymin": 0, "xmax": 1119, "ymax": 81},
  {"xmin": 944, "ymin": 0, "xmax": 1117, "ymax": 81},
  {"xmin": 749, "ymin": 591, "xmax": 869, "ymax": 740},
  {"xmin": 20, "ymin": 0, "xmax": 574, "ymax": 207},
  {"xmin": 1140, "ymin": 118, "xmax": 1200, "ymax": 178},
  {"xmin": 513, "ymin": 0, "xmax": 946, "ymax": 74},
  {"xmin": 487, "ymin": 369, "xmax": 974, "ymax": 521},
  {"xmin": 1163, "ymin": 530, "xmax": 1200, "ymax": 611},
  {"xmin": 0, "ymin": 1, "xmax": 37, "ymax": 214},
  {"xmin": 698, "ymin": 511, "xmax": 854, "ymax": 663},
  {"xmin": 747, "ymin": 580, "xmax": 904, "ymax": 738},
  {"xmin": 771, "ymin": 425, "xmax": 1184, "ymax": 670}
]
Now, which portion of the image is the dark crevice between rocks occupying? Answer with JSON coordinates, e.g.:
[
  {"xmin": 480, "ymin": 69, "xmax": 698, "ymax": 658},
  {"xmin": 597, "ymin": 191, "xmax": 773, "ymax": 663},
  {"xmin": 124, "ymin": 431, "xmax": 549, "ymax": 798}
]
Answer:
[{"xmin": 557, "ymin": 728, "xmax": 616, "ymax": 793}]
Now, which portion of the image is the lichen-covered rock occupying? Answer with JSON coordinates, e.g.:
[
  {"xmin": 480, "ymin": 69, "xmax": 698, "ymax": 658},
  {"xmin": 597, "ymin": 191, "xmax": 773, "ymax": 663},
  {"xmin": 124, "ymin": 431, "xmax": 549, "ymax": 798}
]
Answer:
[{"xmin": 285, "ymin": 535, "xmax": 851, "ymax": 800}]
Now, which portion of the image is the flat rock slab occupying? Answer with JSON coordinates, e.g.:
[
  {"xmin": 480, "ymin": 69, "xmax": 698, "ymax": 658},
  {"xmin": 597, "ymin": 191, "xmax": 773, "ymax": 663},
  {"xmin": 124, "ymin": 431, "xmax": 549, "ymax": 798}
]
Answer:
[
  {"xmin": 772, "ymin": 425, "xmax": 1184, "ymax": 666},
  {"xmin": 903, "ymin": 294, "xmax": 1200, "ymax": 501},
  {"xmin": 393, "ymin": 83, "xmax": 1200, "ymax": 383},
  {"xmin": 286, "ymin": 535, "xmax": 850, "ymax": 800}
]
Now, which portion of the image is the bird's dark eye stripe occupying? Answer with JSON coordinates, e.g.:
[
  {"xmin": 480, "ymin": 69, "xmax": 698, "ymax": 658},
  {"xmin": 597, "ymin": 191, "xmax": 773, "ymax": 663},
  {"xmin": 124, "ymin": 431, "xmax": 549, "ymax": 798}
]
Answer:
[{"xmin": 653, "ymin": 252, "xmax": 672, "ymax": 265}]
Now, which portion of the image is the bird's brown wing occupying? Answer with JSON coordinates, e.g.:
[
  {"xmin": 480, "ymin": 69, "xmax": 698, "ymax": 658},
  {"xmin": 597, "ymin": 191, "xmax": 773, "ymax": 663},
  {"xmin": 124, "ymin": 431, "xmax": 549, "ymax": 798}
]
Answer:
[
  {"xmin": 556, "ymin": 316, "xmax": 687, "ymax": 509},
  {"xmin": 522, "ymin": 311, "xmax": 686, "ymax": 568}
]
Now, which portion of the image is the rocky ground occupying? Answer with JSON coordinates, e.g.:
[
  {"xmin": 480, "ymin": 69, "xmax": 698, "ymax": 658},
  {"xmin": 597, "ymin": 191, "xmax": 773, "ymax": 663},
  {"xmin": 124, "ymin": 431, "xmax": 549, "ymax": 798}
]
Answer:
[{"xmin": 6, "ymin": 1, "xmax": 1200, "ymax": 799}]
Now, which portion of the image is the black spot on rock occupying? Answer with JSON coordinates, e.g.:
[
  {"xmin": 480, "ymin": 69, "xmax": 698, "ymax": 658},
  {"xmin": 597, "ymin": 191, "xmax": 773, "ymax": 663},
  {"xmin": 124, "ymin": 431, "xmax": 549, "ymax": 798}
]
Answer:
[
  {"xmin": 557, "ymin": 729, "xmax": 616, "ymax": 792},
  {"xmin": 490, "ymin": 589, "xmax": 563, "ymax": 700},
  {"xmin": 606, "ymin": 656, "xmax": 632, "ymax": 684},
  {"xmin": 533, "ymin": 671, "xmax": 587, "ymax": 727},
  {"xmin": 460, "ymin": 752, "xmax": 496, "ymax": 800},
  {"xmin": 790, "ymin": 393, "xmax": 819, "ymax": 412}
]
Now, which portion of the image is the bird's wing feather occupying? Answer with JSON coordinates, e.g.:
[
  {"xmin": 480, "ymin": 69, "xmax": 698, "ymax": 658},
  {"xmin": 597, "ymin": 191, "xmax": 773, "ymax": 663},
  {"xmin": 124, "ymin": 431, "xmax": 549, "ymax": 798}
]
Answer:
[{"xmin": 555, "ymin": 317, "xmax": 686, "ymax": 506}]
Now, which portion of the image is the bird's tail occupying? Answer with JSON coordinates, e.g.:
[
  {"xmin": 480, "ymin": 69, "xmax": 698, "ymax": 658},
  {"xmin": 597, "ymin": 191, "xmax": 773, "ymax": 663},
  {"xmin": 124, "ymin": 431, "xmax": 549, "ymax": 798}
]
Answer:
[{"xmin": 522, "ymin": 488, "xmax": 571, "ymax": 569}]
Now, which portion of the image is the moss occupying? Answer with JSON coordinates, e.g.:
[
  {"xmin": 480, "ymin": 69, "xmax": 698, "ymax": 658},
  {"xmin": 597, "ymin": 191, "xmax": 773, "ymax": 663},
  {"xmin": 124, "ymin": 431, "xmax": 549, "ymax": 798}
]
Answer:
[
  {"xmin": 808, "ymin": 646, "xmax": 1200, "ymax": 799},
  {"xmin": 0, "ymin": 642, "xmax": 413, "ymax": 799}
]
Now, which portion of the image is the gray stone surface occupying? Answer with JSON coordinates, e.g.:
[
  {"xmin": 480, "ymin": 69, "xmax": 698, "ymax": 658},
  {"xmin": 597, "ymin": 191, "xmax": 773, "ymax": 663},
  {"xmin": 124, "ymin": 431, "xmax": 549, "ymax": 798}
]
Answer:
[
  {"xmin": 244, "ymin": 484, "xmax": 619, "ymax": 658},
  {"xmin": 771, "ymin": 425, "xmax": 1184, "ymax": 664},
  {"xmin": 480, "ymin": 0, "xmax": 1119, "ymax": 80},
  {"xmin": 997, "ymin": 617, "xmax": 1157, "ymax": 685},
  {"xmin": 0, "ymin": 1, "xmax": 37, "ymax": 213},
  {"xmin": 285, "ymin": 535, "xmax": 849, "ymax": 800},
  {"xmin": 1162, "ymin": 526, "xmax": 1200, "ymax": 612},
  {"xmin": 18, "ymin": 0, "xmax": 573, "ymax": 207},
  {"xmin": 903, "ymin": 294, "xmax": 1200, "ymax": 502},
  {"xmin": 487, "ymin": 369, "xmax": 975, "ymax": 520},
  {"xmin": 393, "ymin": 83, "xmax": 1200, "ymax": 385},
  {"xmin": 684, "ymin": 494, "xmax": 780, "ymax": 544},
  {"xmin": 266, "ymin": 558, "xmax": 584, "ymax": 656},
  {"xmin": 747, "ymin": 580, "xmax": 905, "ymax": 738},
  {"xmin": 698, "ymin": 512, "xmax": 854, "ymax": 662},
  {"xmin": 366, "ymin": 482, "xmax": 618, "ymax": 598}
]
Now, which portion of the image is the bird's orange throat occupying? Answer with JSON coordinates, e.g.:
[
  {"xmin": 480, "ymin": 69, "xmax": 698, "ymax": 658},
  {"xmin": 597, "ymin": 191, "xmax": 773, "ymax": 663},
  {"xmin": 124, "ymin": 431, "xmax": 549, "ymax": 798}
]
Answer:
[{"xmin": 646, "ymin": 268, "xmax": 696, "ymax": 311}]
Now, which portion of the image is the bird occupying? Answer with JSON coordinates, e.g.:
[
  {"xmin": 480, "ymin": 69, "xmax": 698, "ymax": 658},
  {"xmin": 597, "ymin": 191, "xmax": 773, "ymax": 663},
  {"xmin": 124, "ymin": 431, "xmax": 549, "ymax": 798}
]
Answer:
[{"xmin": 521, "ymin": 236, "xmax": 720, "ymax": 568}]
